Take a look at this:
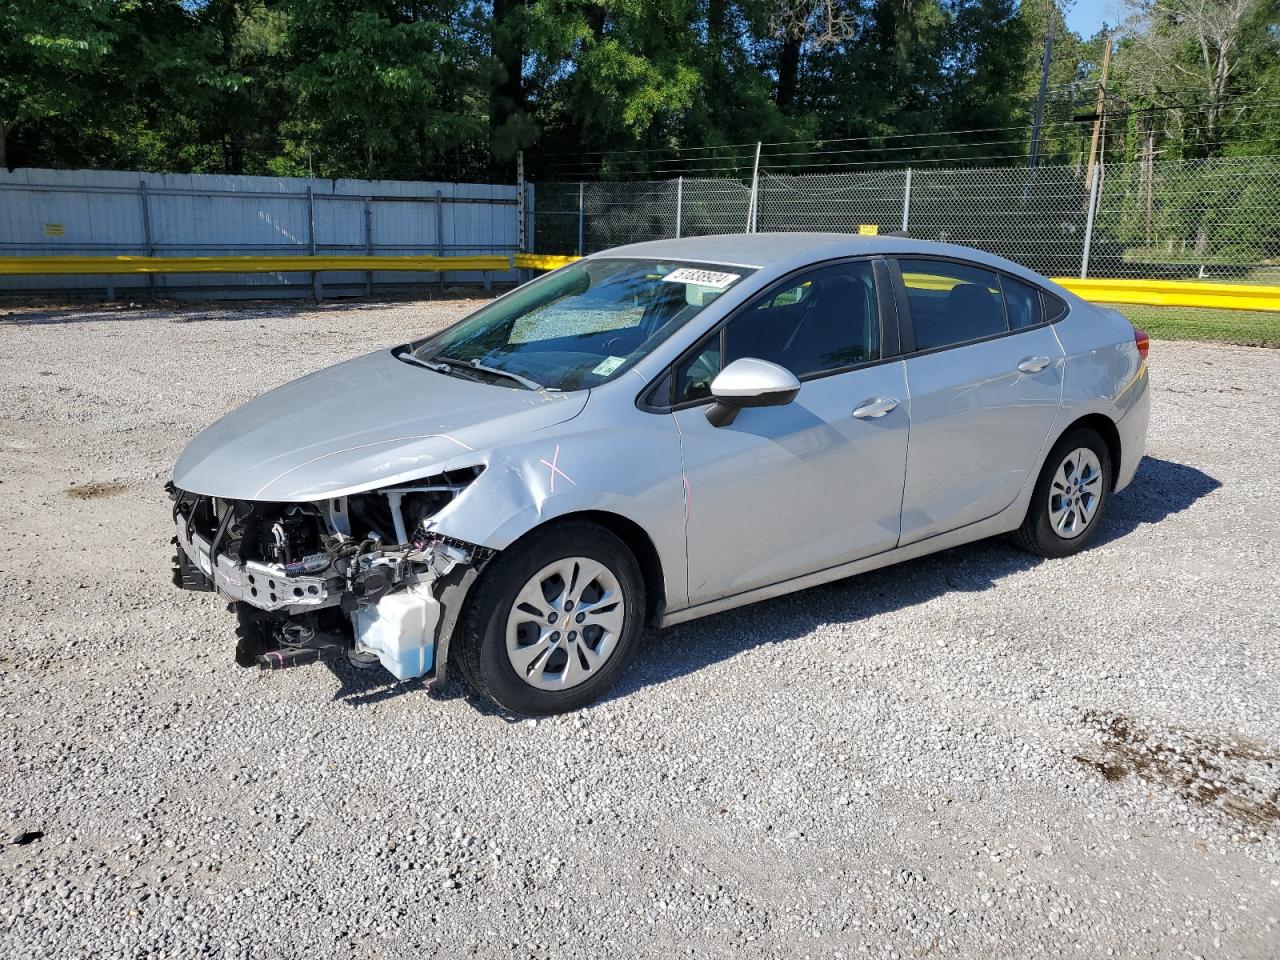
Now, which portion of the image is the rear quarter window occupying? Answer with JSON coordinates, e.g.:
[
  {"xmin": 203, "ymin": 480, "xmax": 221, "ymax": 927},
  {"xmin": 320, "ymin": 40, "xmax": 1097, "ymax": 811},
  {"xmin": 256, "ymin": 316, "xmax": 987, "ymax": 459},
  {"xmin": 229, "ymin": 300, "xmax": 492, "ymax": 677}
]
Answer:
[
  {"xmin": 1043, "ymin": 292, "xmax": 1070, "ymax": 323},
  {"xmin": 1002, "ymin": 276, "xmax": 1045, "ymax": 329}
]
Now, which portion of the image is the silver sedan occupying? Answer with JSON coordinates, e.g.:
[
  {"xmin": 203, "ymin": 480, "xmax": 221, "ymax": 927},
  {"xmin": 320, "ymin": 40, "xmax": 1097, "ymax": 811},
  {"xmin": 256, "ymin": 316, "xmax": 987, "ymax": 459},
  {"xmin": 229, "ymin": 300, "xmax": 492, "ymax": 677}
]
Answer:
[{"xmin": 169, "ymin": 233, "xmax": 1150, "ymax": 715}]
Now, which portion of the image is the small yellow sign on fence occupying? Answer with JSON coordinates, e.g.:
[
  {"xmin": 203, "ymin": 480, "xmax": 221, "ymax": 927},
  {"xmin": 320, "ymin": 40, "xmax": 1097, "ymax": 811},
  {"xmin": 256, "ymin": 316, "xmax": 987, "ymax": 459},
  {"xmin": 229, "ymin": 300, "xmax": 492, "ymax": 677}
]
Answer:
[
  {"xmin": 857, "ymin": 224, "xmax": 878, "ymax": 236},
  {"xmin": 44, "ymin": 223, "xmax": 65, "ymax": 237}
]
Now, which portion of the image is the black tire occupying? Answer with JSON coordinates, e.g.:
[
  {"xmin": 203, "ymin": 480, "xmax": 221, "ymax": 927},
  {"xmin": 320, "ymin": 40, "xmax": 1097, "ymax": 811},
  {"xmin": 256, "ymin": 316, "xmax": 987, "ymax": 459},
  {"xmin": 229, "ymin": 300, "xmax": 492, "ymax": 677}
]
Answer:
[
  {"xmin": 456, "ymin": 519, "xmax": 646, "ymax": 716},
  {"xmin": 1012, "ymin": 426, "xmax": 1113, "ymax": 558}
]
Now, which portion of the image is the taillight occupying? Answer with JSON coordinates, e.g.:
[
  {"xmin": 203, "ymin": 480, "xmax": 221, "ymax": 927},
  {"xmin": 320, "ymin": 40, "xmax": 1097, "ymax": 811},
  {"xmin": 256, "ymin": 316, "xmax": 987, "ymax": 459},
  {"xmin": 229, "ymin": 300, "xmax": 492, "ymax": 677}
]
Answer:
[{"xmin": 1133, "ymin": 326, "xmax": 1150, "ymax": 362}]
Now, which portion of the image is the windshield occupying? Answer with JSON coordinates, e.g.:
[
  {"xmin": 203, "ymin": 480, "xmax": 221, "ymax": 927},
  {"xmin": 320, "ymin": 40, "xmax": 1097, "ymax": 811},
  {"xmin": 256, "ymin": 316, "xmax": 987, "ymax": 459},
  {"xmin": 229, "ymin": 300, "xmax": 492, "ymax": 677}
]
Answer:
[{"xmin": 404, "ymin": 259, "xmax": 753, "ymax": 391}]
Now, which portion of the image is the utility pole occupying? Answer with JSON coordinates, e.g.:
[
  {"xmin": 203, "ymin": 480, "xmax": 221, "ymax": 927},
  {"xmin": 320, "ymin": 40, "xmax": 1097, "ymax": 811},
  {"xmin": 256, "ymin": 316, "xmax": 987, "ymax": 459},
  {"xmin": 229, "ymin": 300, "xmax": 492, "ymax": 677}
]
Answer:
[
  {"xmin": 1084, "ymin": 36, "xmax": 1113, "ymax": 200},
  {"xmin": 1028, "ymin": 15, "xmax": 1054, "ymax": 169}
]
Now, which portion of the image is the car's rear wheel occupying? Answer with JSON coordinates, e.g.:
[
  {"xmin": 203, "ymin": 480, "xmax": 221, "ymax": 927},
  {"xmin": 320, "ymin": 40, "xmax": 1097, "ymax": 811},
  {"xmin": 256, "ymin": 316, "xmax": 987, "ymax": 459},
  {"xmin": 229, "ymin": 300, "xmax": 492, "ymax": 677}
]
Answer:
[
  {"xmin": 457, "ymin": 519, "xmax": 645, "ymax": 715},
  {"xmin": 1012, "ymin": 426, "xmax": 1112, "ymax": 558}
]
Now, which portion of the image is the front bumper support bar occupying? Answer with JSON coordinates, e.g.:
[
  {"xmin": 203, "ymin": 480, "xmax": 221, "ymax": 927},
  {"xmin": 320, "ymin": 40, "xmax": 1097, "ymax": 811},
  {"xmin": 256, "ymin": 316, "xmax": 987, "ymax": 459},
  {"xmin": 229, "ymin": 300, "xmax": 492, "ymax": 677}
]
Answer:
[{"xmin": 173, "ymin": 514, "xmax": 338, "ymax": 615}]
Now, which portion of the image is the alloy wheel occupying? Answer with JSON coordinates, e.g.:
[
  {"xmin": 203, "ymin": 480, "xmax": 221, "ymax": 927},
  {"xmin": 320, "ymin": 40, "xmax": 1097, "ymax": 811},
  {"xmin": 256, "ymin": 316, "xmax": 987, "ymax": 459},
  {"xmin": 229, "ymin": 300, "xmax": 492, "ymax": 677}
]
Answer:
[
  {"xmin": 505, "ymin": 557, "xmax": 625, "ymax": 690},
  {"xmin": 1047, "ymin": 447, "xmax": 1104, "ymax": 539}
]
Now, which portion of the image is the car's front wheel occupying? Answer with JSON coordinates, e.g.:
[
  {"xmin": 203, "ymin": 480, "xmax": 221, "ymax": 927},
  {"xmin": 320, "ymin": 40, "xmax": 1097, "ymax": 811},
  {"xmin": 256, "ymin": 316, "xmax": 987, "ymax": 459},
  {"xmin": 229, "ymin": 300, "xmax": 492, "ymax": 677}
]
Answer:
[
  {"xmin": 457, "ymin": 519, "xmax": 646, "ymax": 715},
  {"xmin": 1012, "ymin": 426, "xmax": 1113, "ymax": 558}
]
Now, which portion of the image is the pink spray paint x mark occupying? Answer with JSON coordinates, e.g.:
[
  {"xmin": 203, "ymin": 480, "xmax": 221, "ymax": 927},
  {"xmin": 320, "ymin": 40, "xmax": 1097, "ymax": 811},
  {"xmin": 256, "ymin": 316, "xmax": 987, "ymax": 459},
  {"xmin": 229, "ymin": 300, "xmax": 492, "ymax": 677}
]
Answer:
[{"xmin": 539, "ymin": 444, "xmax": 577, "ymax": 493}]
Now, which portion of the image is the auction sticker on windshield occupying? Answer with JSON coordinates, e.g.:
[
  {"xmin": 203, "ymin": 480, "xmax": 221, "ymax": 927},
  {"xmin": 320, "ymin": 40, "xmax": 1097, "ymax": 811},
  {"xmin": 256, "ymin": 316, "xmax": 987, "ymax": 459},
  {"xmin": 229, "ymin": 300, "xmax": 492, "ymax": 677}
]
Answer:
[
  {"xmin": 592, "ymin": 356, "xmax": 626, "ymax": 376},
  {"xmin": 662, "ymin": 268, "xmax": 740, "ymax": 288}
]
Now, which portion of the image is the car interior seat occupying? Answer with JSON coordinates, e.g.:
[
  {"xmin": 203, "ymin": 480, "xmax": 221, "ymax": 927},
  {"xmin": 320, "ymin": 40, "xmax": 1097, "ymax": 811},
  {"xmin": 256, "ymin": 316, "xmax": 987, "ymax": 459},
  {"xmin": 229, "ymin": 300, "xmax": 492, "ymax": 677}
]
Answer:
[
  {"xmin": 778, "ymin": 275, "xmax": 874, "ymax": 374},
  {"xmin": 937, "ymin": 282, "xmax": 1006, "ymax": 344}
]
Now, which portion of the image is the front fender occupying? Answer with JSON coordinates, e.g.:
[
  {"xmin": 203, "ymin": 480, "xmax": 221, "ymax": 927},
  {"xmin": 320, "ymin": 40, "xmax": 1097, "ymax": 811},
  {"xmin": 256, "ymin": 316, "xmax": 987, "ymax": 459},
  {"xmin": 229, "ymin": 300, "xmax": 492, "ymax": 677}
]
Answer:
[{"xmin": 423, "ymin": 411, "xmax": 690, "ymax": 609}]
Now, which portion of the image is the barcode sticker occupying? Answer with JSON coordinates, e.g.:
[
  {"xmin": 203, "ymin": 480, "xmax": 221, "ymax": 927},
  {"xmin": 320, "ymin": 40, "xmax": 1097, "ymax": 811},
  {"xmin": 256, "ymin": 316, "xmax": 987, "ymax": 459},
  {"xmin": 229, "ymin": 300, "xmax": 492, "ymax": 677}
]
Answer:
[
  {"xmin": 592, "ymin": 355, "xmax": 626, "ymax": 376},
  {"xmin": 661, "ymin": 268, "xmax": 740, "ymax": 289}
]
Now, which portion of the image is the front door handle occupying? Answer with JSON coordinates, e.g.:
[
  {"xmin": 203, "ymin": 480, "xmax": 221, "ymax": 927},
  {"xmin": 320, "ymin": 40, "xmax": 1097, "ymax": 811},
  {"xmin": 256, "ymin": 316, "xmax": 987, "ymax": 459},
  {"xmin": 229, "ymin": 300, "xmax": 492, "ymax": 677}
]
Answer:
[
  {"xmin": 852, "ymin": 396, "xmax": 899, "ymax": 419},
  {"xmin": 1017, "ymin": 355, "xmax": 1051, "ymax": 373}
]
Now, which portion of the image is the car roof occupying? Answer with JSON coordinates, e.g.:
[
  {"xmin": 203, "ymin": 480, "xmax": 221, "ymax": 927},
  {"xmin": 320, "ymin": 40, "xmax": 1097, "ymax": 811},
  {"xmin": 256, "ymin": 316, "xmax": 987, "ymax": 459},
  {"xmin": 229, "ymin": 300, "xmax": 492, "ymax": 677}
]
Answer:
[{"xmin": 592, "ymin": 232, "xmax": 1044, "ymax": 279}]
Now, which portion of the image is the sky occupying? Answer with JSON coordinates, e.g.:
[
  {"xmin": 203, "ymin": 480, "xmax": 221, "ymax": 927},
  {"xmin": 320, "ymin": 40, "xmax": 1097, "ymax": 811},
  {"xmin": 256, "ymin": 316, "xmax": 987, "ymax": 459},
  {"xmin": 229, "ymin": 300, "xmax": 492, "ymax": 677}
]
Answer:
[{"xmin": 1063, "ymin": 0, "xmax": 1128, "ymax": 38}]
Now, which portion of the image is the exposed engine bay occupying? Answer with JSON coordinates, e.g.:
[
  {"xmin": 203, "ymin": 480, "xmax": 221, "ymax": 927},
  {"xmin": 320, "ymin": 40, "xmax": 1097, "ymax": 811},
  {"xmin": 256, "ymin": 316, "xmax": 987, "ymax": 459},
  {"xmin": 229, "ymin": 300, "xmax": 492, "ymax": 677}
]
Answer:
[{"xmin": 167, "ymin": 467, "xmax": 491, "ymax": 680}]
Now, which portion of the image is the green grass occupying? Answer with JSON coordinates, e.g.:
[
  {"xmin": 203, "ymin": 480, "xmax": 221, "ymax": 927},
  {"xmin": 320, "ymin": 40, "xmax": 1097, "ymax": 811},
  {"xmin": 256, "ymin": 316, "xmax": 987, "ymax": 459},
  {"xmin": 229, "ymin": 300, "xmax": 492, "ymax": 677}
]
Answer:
[{"xmin": 1107, "ymin": 303, "xmax": 1280, "ymax": 348}]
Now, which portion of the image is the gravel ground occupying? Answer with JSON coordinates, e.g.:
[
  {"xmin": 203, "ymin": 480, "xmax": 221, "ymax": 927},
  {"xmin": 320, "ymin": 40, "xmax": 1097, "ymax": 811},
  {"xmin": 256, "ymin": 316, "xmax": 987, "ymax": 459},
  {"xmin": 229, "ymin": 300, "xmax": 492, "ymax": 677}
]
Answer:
[{"xmin": 1, "ymin": 297, "xmax": 1278, "ymax": 960}]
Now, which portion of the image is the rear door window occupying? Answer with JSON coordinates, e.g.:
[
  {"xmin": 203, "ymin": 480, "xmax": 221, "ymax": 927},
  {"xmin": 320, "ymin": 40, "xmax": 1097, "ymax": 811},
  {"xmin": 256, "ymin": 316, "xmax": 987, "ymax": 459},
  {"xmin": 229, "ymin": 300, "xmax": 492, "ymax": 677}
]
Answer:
[{"xmin": 897, "ymin": 259, "xmax": 1009, "ymax": 351}]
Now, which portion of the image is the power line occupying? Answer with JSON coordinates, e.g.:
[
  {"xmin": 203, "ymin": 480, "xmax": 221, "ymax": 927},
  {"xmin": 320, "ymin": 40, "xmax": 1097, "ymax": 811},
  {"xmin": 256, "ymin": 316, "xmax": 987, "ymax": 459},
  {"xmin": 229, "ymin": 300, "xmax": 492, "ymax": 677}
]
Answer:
[
  {"xmin": 540, "ymin": 102, "xmax": 1280, "ymax": 178},
  {"xmin": 549, "ymin": 132, "xmax": 1088, "ymax": 175},
  {"xmin": 542, "ymin": 138, "xmax": 1280, "ymax": 180},
  {"xmin": 540, "ymin": 97, "xmax": 1280, "ymax": 175},
  {"xmin": 758, "ymin": 138, "xmax": 1280, "ymax": 171}
]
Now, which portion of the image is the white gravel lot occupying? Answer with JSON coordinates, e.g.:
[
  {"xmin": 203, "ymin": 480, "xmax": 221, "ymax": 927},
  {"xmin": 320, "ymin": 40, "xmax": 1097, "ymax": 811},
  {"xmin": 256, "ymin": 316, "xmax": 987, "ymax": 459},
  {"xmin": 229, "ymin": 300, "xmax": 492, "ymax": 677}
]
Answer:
[{"xmin": 1, "ymin": 296, "xmax": 1278, "ymax": 960}]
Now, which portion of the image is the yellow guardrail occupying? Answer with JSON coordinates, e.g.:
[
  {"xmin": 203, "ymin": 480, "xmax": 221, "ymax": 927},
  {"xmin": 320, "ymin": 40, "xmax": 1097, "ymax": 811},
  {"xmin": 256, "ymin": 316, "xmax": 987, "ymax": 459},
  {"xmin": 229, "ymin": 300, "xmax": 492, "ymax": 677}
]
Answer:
[
  {"xmin": 521, "ymin": 254, "xmax": 1280, "ymax": 312},
  {"xmin": 0, "ymin": 252, "xmax": 581, "ymax": 276},
  {"xmin": 2, "ymin": 252, "xmax": 1277, "ymax": 312},
  {"xmin": 513, "ymin": 253, "xmax": 580, "ymax": 271},
  {"xmin": 1054, "ymin": 277, "xmax": 1280, "ymax": 312},
  {"xmin": 0, "ymin": 254, "xmax": 511, "ymax": 275}
]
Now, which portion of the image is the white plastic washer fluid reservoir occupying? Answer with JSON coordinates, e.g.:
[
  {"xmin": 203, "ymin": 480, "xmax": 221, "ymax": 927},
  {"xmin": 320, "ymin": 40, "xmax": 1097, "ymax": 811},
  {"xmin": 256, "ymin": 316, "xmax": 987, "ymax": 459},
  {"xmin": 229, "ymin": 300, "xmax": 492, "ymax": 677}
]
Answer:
[{"xmin": 353, "ymin": 583, "xmax": 440, "ymax": 680}]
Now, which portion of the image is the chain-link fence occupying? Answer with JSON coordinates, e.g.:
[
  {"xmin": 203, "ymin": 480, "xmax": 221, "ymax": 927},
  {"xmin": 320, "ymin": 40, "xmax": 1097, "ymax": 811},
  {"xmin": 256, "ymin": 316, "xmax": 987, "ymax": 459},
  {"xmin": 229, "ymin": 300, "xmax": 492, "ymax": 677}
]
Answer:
[
  {"xmin": 535, "ymin": 156, "xmax": 1280, "ymax": 283},
  {"xmin": 535, "ymin": 179, "xmax": 751, "ymax": 255},
  {"xmin": 1090, "ymin": 156, "xmax": 1280, "ymax": 284}
]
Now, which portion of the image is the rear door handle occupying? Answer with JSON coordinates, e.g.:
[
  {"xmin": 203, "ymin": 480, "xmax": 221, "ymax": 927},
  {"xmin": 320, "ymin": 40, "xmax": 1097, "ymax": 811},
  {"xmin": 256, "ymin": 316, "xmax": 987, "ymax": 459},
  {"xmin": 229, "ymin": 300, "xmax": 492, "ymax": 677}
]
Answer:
[
  {"xmin": 1017, "ymin": 355, "xmax": 1051, "ymax": 373},
  {"xmin": 852, "ymin": 396, "xmax": 899, "ymax": 419}
]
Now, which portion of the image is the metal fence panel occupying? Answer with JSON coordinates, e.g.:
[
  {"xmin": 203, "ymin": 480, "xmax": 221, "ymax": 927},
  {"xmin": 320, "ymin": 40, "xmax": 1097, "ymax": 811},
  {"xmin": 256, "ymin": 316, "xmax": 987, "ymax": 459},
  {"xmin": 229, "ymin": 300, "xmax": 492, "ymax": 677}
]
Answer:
[
  {"xmin": 532, "ymin": 178, "xmax": 751, "ymax": 256},
  {"xmin": 680, "ymin": 178, "xmax": 752, "ymax": 238},
  {"xmin": 0, "ymin": 168, "xmax": 524, "ymax": 299},
  {"xmin": 579, "ymin": 181, "xmax": 677, "ymax": 251},
  {"xmin": 529, "ymin": 183, "xmax": 574, "ymax": 255},
  {"xmin": 7, "ymin": 157, "xmax": 1279, "ymax": 299}
]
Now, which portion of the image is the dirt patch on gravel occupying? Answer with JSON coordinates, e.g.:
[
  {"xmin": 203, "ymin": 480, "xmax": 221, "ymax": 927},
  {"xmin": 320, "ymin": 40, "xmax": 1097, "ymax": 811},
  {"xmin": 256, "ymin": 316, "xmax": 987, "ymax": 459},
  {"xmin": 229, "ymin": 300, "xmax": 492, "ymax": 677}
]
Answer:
[
  {"xmin": 64, "ymin": 481, "xmax": 128, "ymax": 500},
  {"xmin": 1076, "ymin": 710, "xmax": 1280, "ymax": 833}
]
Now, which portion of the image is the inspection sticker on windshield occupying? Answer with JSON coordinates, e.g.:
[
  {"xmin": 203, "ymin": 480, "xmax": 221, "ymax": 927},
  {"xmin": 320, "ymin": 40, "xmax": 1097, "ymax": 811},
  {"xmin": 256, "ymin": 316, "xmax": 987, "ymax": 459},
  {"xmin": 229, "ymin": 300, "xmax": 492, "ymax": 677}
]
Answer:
[
  {"xmin": 662, "ymin": 267, "xmax": 740, "ymax": 288},
  {"xmin": 592, "ymin": 355, "xmax": 626, "ymax": 376}
]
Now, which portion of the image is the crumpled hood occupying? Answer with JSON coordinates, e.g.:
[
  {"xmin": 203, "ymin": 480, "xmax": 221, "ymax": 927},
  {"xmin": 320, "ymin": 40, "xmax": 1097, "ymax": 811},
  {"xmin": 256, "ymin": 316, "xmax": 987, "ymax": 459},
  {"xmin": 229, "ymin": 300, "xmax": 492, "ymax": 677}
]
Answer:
[{"xmin": 172, "ymin": 350, "xmax": 587, "ymax": 501}]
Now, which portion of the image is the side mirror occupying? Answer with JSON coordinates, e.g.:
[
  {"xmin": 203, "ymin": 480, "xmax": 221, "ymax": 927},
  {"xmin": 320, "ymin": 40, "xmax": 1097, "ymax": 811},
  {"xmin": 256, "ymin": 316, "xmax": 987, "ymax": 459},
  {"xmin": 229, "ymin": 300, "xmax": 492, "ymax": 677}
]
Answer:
[{"xmin": 705, "ymin": 357, "xmax": 801, "ymax": 427}]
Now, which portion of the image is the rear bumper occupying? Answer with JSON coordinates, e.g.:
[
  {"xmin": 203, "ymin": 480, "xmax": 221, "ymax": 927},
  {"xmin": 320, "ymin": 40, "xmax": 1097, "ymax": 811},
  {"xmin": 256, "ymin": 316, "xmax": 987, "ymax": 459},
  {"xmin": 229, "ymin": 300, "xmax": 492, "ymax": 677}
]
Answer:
[{"xmin": 1114, "ymin": 365, "xmax": 1150, "ymax": 492}]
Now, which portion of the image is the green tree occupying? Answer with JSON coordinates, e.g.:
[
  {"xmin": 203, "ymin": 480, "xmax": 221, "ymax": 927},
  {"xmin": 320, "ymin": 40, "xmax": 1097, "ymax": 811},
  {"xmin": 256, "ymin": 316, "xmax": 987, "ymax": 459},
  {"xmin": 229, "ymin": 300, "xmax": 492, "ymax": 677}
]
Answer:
[
  {"xmin": 527, "ymin": 0, "xmax": 705, "ymax": 171},
  {"xmin": 1112, "ymin": 0, "xmax": 1277, "ymax": 158},
  {"xmin": 280, "ymin": 0, "xmax": 486, "ymax": 179},
  {"xmin": 17, "ymin": 0, "xmax": 1275, "ymax": 187},
  {"xmin": 940, "ymin": 0, "xmax": 1033, "ymax": 138},
  {"xmin": 489, "ymin": 0, "xmax": 535, "ymax": 170},
  {"xmin": 0, "ymin": 0, "xmax": 118, "ymax": 167}
]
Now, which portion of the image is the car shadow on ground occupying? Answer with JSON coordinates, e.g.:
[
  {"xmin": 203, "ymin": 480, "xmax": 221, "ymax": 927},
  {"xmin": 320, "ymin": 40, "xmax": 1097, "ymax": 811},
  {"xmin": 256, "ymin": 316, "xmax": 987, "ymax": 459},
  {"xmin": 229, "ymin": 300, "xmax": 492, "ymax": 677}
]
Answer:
[
  {"xmin": 322, "ymin": 455, "xmax": 1219, "ymax": 713},
  {"xmin": 1091, "ymin": 456, "xmax": 1221, "ymax": 547},
  {"xmin": 2, "ymin": 292, "xmax": 492, "ymax": 326},
  {"xmin": 321, "ymin": 659, "xmax": 500, "ymax": 715},
  {"xmin": 603, "ymin": 455, "xmax": 1221, "ymax": 705},
  {"xmin": 3, "ymin": 301, "xmax": 302, "ymax": 326}
]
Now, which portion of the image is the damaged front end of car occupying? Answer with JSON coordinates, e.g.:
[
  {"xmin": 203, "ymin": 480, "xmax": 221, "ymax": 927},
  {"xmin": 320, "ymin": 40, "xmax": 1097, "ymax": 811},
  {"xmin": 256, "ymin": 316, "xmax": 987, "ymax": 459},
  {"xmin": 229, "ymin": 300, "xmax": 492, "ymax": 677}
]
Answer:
[{"xmin": 167, "ymin": 466, "xmax": 492, "ymax": 683}]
